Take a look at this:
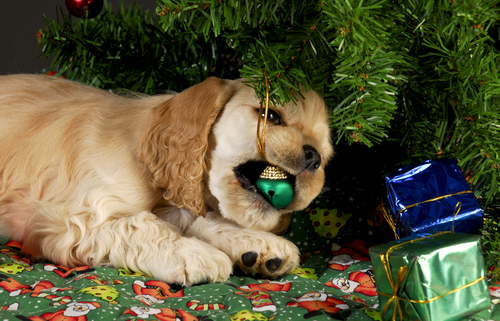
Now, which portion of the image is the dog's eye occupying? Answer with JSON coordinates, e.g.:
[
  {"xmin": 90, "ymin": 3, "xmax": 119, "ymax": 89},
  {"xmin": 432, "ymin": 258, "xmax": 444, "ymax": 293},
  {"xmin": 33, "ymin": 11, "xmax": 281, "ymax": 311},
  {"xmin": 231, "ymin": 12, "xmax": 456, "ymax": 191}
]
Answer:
[{"xmin": 257, "ymin": 109, "xmax": 285, "ymax": 126}]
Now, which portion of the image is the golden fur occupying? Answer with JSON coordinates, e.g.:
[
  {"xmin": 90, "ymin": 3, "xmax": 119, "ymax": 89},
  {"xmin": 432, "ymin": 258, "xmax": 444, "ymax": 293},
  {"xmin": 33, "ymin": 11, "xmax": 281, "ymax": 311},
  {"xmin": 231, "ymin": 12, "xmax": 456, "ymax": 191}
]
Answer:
[{"xmin": 0, "ymin": 74, "xmax": 333, "ymax": 285}]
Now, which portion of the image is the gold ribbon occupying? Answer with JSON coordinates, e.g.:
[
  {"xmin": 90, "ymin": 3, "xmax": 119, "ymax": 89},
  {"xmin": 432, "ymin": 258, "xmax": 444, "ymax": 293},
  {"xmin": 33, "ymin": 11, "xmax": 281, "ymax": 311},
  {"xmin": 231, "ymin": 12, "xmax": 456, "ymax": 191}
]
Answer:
[
  {"xmin": 381, "ymin": 198, "xmax": 398, "ymax": 239},
  {"xmin": 382, "ymin": 190, "xmax": 473, "ymax": 239},
  {"xmin": 451, "ymin": 202, "xmax": 461, "ymax": 233},
  {"xmin": 396, "ymin": 190, "xmax": 473, "ymax": 218},
  {"xmin": 378, "ymin": 232, "xmax": 487, "ymax": 320},
  {"xmin": 256, "ymin": 70, "xmax": 275, "ymax": 166}
]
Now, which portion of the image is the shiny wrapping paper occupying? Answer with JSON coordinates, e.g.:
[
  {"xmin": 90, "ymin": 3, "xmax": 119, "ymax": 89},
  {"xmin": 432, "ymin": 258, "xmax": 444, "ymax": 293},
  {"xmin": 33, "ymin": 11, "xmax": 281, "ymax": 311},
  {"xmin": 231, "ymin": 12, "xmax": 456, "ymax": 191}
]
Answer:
[
  {"xmin": 385, "ymin": 158, "xmax": 483, "ymax": 238},
  {"xmin": 369, "ymin": 232, "xmax": 491, "ymax": 321}
]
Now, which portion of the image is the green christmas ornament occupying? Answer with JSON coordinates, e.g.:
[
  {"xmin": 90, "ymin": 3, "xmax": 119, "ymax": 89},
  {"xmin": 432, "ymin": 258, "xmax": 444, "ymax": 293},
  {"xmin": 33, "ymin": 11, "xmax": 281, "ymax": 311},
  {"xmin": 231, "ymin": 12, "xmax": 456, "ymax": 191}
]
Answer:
[{"xmin": 255, "ymin": 166, "xmax": 294, "ymax": 209}]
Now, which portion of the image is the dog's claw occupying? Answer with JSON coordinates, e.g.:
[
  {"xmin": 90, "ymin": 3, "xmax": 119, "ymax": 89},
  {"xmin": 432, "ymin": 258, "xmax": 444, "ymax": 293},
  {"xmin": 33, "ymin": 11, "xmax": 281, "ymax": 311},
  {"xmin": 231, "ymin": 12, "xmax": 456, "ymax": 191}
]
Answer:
[
  {"xmin": 241, "ymin": 251, "xmax": 258, "ymax": 268},
  {"xmin": 265, "ymin": 257, "xmax": 282, "ymax": 273}
]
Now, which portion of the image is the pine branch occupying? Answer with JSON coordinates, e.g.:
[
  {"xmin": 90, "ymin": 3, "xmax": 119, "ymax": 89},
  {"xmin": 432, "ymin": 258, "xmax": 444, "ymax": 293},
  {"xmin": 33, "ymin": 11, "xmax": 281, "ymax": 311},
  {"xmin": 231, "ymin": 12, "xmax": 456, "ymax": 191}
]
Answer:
[
  {"xmin": 38, "ymin": 0, "xmax": 500, "ymax": 204},
  {"xmin": 37, "ymin": 1, "xmax": 243, "ymax": 94},
  {"xmin": 391, "ymin": 0, "xmax": 500, "ymax": 203},
  {"xmin": 324, "ymin": 0, "xmax": 414, "ymax": 146},
  {"xmin": 157, "ymin": 0, "xmax": 331, "ymax": 106}
]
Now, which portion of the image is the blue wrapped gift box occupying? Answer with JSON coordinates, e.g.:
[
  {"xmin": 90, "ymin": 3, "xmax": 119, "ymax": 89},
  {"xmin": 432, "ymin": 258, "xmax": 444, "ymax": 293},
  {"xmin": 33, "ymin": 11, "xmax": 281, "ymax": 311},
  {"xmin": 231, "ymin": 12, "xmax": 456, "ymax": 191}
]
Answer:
[{"xmin": 385, "ymin": 158, "xmax": 483, "ymax": 238}]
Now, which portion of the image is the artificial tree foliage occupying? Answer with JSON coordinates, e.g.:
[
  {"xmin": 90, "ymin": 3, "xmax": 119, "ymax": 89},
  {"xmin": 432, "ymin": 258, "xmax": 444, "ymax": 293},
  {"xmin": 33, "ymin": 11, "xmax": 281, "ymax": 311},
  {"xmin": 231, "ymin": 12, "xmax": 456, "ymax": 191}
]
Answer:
[
  {"xmin": 38, "ymin": 0, "xmax": 500, "ymax": 204},
  {"xmin": 37, "ymin": 0, "xmax": 500, "ymax": 274},
  {"xmin": 160, "ymin": 0, "xmax": 500, "ymax": 202}
]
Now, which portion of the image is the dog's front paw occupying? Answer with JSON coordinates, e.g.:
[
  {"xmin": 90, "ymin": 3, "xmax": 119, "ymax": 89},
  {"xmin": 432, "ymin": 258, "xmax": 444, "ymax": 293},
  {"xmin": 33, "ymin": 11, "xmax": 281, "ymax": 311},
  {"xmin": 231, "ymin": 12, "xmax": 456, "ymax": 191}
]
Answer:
[
  {"xmin": 185, "ymin": 215, "xmax": 300, "ymax": 280},
  {"xmin": 231, "ymin": 232, "xmax": 300, "ymax": 279},
  {"xmin": 159, "ymin": 237, "xmax": 233, "ymax": 286}
]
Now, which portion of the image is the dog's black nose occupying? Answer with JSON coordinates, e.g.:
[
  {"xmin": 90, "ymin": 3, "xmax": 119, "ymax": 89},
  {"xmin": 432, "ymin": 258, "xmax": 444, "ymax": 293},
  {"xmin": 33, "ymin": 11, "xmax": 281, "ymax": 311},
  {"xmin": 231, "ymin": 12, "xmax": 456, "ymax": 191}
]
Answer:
[{"xmin": 303, "ymin": 145, "xmax": 321, "ymax": 171}]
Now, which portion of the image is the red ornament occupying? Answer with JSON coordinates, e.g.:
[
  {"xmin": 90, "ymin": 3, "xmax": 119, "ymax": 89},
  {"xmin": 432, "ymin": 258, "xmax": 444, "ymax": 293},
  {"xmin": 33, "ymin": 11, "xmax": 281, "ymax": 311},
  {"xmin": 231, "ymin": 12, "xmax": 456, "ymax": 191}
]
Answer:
[{"xmin": 65, "ymin": 0, "xmax": 103, "ymax": 19}]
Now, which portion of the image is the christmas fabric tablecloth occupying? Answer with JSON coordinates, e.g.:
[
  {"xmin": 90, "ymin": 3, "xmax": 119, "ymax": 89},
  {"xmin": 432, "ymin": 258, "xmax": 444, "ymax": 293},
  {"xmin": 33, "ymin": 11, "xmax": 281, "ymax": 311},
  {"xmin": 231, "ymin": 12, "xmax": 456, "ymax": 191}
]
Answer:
[{"xmin": 0, "ymin": 182, "xmax": 499, "ymax": 321}]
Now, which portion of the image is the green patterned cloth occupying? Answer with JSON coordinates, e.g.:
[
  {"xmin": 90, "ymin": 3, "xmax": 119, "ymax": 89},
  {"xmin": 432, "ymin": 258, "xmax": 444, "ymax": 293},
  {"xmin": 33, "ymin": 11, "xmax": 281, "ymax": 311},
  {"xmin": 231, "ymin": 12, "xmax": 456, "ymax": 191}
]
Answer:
[{"xmin": 0, "ymin": 183, "xmax": 498, "ymax": 320}]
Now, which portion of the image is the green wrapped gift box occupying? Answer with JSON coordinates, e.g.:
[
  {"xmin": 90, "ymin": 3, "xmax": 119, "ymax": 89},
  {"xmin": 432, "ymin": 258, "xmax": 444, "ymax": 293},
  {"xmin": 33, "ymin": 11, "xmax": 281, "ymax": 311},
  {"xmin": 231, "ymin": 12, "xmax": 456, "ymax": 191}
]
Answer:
[{"xmin": 369, "ymin": 232, "xmax": 491, "ymax": 321}]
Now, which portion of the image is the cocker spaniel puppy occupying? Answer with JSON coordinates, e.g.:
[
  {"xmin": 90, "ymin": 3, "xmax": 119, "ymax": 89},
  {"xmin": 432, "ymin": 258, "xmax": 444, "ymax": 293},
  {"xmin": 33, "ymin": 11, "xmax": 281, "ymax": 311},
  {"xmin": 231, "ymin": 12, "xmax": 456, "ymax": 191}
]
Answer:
[{"xmin": 0, "ymin": 74, "xmax": 333, "ymax": 286}]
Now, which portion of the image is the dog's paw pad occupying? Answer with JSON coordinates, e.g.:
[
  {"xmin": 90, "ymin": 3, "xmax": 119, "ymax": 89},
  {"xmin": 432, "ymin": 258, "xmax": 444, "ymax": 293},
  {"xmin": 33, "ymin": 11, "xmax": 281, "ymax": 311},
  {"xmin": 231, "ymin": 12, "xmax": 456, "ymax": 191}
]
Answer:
[
  {"xmin": 265, "ymin": 257, "xmax": 282, "ymax": 273},
  {"xmin": 227, "ymin": 232, "xmax": 299, "ymax": 278},
  {"xmin": 242, "ymin": 251, "xmax": 258, "ymax": 268}
]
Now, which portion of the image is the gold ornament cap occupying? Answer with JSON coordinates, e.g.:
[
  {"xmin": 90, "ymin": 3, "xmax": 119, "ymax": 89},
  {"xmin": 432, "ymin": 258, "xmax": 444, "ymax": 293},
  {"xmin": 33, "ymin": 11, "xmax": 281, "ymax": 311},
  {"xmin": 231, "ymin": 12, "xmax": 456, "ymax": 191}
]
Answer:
[{"xmin": 259, "ymin": 165, "xmax": 288, "ymax": 180}]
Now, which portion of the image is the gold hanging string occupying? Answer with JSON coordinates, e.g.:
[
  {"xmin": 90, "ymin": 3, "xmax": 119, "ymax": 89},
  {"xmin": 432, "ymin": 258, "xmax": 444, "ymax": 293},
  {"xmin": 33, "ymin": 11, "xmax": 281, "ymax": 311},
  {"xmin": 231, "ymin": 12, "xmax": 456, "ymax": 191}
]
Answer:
[
  {"xmin": 377, "ymin": 231, "xmax": 487, "ymax": 320},
  {"xmin": 256, "ymin": 70, "xmax": 275, "ymax": 165}
]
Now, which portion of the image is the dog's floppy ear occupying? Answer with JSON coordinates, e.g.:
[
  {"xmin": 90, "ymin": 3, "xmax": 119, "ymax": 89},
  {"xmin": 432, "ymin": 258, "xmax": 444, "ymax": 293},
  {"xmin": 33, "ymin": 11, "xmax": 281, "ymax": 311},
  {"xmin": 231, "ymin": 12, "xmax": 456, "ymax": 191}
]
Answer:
[{"xmin": 139, "ymin": 77, "xmax": 240, "ymax": 217}]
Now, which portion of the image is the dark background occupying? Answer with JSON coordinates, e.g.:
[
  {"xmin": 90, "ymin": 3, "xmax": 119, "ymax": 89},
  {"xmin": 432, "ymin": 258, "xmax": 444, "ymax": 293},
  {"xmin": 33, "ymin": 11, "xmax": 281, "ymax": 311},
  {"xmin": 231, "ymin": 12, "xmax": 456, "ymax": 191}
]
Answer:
[{"xmin": 0, "ymin": 0, "xmax": 157, "ymax": 75}]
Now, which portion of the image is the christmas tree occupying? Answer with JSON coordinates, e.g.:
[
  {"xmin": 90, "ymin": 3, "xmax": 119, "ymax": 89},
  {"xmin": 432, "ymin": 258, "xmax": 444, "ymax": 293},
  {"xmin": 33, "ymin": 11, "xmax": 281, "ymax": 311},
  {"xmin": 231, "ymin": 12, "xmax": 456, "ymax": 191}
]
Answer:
[{"xmin": 37, "ymin": 0, "xmax": 500, "ymax": 276}]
